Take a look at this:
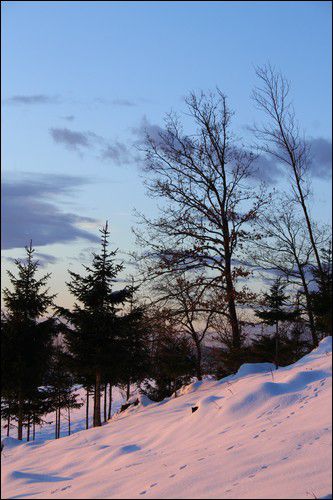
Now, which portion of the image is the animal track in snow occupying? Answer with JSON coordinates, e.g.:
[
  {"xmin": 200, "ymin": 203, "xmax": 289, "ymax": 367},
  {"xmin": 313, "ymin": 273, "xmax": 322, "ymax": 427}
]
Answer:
[{"xmin": 179, "ymin": 464, "xmax": 187, "ymax": 470}]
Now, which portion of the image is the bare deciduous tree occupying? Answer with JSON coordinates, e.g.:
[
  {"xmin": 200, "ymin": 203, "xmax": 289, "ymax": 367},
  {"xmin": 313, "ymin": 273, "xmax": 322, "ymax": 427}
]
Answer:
[
  {"xmin": 151, "ymin": 271, "xmax": 226, "ymax": 380},
  {"xmin": 252, "ymin": 64, "xmax": 324, "ymax": 278},
  {"xmin": 135, "ymin": 89, "xmax": 268, "ymax": 350}
]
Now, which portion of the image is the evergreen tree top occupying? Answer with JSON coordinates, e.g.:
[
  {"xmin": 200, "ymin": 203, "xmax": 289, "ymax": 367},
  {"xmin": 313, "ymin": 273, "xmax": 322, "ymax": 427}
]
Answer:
[
  {"xmin": 64, "ymin": 222, "xmax": 132, "ymax": 313},
  {"xmin": 255, "ymin": 278, "xmax": 299, "ymax": 325},
  {"xmin": 3, "ymin": 241, "xmax": 56, "ymax": 322}
]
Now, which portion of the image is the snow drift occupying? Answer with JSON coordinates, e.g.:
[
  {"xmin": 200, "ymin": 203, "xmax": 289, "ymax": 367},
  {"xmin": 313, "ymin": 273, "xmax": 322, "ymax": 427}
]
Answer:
[{"xmin": 2, "ymin": 337, "xmax": 332, "ymax": 499}]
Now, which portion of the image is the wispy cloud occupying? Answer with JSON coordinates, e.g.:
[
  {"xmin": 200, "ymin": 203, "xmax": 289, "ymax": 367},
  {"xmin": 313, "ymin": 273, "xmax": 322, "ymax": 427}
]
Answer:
[
  {"xmin": 101, "ymin": 141, "xmax": 132, "ymax": 164},
  {"xmin": 2, "ymin": 174, "xmax": 99, "ymax": 250},
  {"xmin": 94, "ymin": 97, "xmax": 137, "ymax": 107},
  {"xmin": 50, "ymin": 127, "xmax": 133, "ymax": 165},
  {"xmin": 4, "ymin": 94, "xmax": 60, "ymax": 105},
  {"xmin": 49, "ymin": 127, "xmax": 92, "ymax": 151},
  {"xmin": 131, "ymin": 116, "xmax": 166, "ymax": 146},
  {"xmin": 61, "ymin": 115, "xmax": 75, "ymax": 121},
  {"xmin": 249, "ymin": 137, "xmax": 332, "ymax": 184},
  {"xmin": 4, "ymin": 252, "xmax": 59, "ymax": 269},
  {"xmin": 307, "ymin": 137, "xmax": 332, "ymax": 179}
]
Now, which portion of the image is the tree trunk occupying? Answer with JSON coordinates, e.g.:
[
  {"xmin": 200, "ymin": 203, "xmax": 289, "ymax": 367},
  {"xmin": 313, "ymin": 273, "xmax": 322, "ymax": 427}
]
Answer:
[
  {"xmin": 174, "ymin": 379, "xmax": 178, "ymax": 398},
  {"xmin": 93, "ymin": 370, "xmax": 102, "ymax": 427},
  {"xmin": 194, "ymin": 341, "xmax": 203, "ymax": 381},
  {"xmin": 26, "ymin": 415, "xmax": 30, "ymax": 442},
  {"xmin": 224, "ymin": 248, "xmax": 241, "ymax": 350},
  {"xmin": 68, "ymin": 407, "xmax": 71, "ymax": 436},
  {"xmin": 126, "ymin": 380, "xmax": 131, "ymax": 401},
  {"xmin": 301, "ymin": 273, "xmax": 318, "ymax": 347},
  {"xmin": 108, "ymin": 384, "xmax": 112, "ymax": 420},
  {"xmin": 275, "ymin": 321, "xmax": 279, "ymax": 370},
  {"xmin": 57, "ymin": 407, "xmax": 61, "ymax": 439},
  {"xmin": 55, "ymin": 409, "xmax": 58, "ymax": 439},
  {"xmin": 17, "ymin": 394, "xmax": 23, "ymax": 441},
  {"xmin": 7, "ymin": 414, "xmax": 10, "ymax": 437},
  {"xmin": 292, "ymin": 171, "xmax": 323, "ymax": 279},
  {"xmin": 32, "ymin": 416, "xmax": 35, "ymax": 441},
  {"xmin": 104, "ymin": 384, "xmax": 107, "ymax": 423},
  {"xmin": 86, "ymin": 388, "xmax": 89, "ymax": 430}
]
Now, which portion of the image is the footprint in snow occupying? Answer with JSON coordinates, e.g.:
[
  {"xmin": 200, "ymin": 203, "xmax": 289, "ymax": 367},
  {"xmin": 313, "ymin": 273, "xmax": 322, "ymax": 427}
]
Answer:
[
  {"xmin": 260, "ymin": 429, "xmax": 266, "ymax": 433},
  {"xmin": 169, "ymin": 474, "xmax": 176, "ymax": 478},
  {"xmin": 282, "ymin": 457, "xmax": 288, "ymax": 460},
  {"xmin": 179, "ymin": 465, "xmax": 187, "ymax": 470},
  {"xmin": 139, "ymin": 490, "xmax": 147, "ymax": 495},
  {"xmin": 226, "ymin": 446, "xmax": 234, "ymax": 450},
  {"xmin": 253, "ymin": 435, "xmax": 259, "ymax": 439},
  {"xmin": 61, "ymin": 486, "xmax": 71, "ymax": 491},
  {"xmin": 248, "ymin": 474, "xmax": 256, "ymax": 478},
  {"xmin": 261, "ymin": 465, "xmax": 269, "ymax": 469},
  {"xmin": 197, "ymin": 458, "xmax": 205, "ymax": 461},
  {"xmin": 114, "ymin": 468, "xmax": 122, "ymax": 471},
  {"xmin": 150, "ymin": 483, "xmax": 158, "ymax": 488}
]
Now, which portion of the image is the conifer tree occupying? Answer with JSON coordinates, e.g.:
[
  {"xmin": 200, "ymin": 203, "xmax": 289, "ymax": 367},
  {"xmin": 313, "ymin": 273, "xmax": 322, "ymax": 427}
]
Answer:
[
  {"xmin": 255, "ymin": 278, "xmax": 299, "ymax": 369},
  {"xmin": 310, "ymin": 245, "xmax": 332, "ymax": 338},
  {"xmin": 118, "ymin": 305, "xmax": 151, "ymax": 400},
  {"xmin": 2, "ymin": 242, "xmax": 56, "ymax": 440},
  {"xmin": 58, "ymin": 223, "xmax": 132, "ymax": 427}
]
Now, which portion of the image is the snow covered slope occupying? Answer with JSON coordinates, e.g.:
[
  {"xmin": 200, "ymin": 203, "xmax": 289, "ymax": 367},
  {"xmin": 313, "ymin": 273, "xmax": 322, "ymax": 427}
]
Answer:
[{"xmin": 2, "ymin": 337, "xmax": 332, "ymax": 499}]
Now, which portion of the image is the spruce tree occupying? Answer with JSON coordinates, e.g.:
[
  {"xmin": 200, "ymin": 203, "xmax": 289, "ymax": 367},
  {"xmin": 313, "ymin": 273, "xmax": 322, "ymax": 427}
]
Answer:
[
  {"xmin": 255, "ymin": 278, "xmax": 299, "ymax": 369},
  {"xmin": 58, "ymin": 222, "xmax": 132, "ymax": 427},
  {"xmin": 2, "ymin": 242, "xmax": 56, "ymax": 440}
]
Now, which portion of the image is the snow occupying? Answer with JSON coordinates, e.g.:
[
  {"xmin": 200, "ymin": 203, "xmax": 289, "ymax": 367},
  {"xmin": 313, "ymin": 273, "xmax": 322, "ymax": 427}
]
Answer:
[{"xmin": 2, "ymin": 337, "xmax": 332, "ymax": 499}]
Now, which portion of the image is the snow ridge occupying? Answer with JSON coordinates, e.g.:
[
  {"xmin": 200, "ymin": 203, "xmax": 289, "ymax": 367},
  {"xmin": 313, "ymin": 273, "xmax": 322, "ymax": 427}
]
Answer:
[{"xmin": 2, "ymin": 337, "xmax": 332, "ymax": 499}]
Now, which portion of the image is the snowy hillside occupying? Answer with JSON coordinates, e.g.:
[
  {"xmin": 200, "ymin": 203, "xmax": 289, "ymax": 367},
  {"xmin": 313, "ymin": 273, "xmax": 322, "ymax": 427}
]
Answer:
[{"xmin": 2, "ymin": 337, "xmax": 332, "ymax": 499}]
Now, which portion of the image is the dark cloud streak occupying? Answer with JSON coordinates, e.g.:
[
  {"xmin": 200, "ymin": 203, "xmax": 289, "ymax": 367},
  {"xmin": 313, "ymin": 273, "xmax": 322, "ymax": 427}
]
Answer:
[{"xmin": 2, "ymin": 174, "xmax": 98, "ymax": 250}]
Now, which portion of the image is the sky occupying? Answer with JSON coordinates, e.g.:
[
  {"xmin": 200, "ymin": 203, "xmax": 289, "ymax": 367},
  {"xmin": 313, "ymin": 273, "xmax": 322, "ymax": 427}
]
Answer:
[{"xmin": 1, "ymin": 1, "xmax": 332, "ymax": 308}]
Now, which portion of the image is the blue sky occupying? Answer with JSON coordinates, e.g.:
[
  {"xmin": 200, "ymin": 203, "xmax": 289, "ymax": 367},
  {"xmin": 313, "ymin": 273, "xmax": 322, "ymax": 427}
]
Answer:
[{"xmin": 1, "ymin": 1, "xmax": 332, "ymax": 307}]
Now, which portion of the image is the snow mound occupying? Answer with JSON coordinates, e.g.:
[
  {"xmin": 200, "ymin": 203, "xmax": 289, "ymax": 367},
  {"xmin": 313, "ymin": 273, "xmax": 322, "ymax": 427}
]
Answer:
[
  {"xmin": 235, "ymin": 362, "xmax": 276, "ymax": 378},
  {"xmin": 2, "ymin": 337, "xmax": 332, "ymax": 499},
  {"xmin": 1, "ymin": 437, "xmax": 21, "ymax": 450}
]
